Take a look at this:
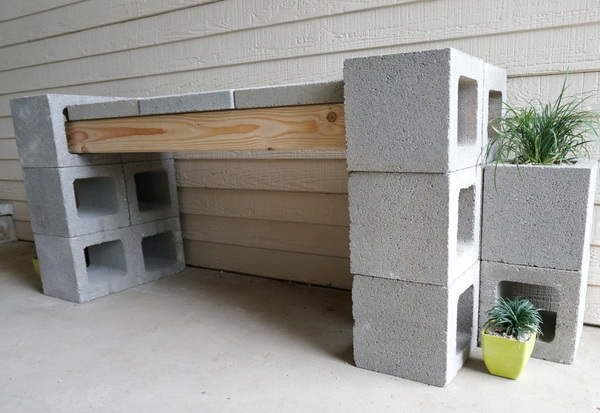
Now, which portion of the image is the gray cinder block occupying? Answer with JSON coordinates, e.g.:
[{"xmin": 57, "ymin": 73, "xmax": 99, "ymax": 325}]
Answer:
[
  {"xmin": 10, "ymin": 94, "xmax": 124, "ymax": 168},
  {"xmin": 0, "ymin": 216, "xmax": 17, "ymax": 243},
  {"xmin": 482, "ymin": 63, "xmax": 507, "ymax": 160},
  {"xmin": 481, "ymin": 160, "xmax": 597, "ymax": 271},
  {"xmin": 123, "ymin": 159, "xmax": 179, "ymax": 225},
  {"xmin": 34, "ymin": 228, "xmax": 138, "ymax": 303},
  {"xmin": 132, "ymin": 217, "xmax": 185, "ymax": 284},
  {"xmin": 234, "ymin": 81, "xmax": 344, "ymax": 109},
  {"xmin": 66, "ymin": 99, "xmax": 140, "ymax": 121},
  {"xmin": 139, "ymin": 90, "xmax": 234, "ymax": 115},
  {"xmin": 479, "ymin": 260, "xmax": 587, "ymax": 364},
  {"xmin": 344, "ymin": 48, "xmax": 485, "ymax": 173},
  {"xmin": 23, "ymin": 164, "xmax": 130, "ymax": 237},
  {"xmin": 353, "ymin": 263, "xmax": 479, "ymax": 387},
  {"xmin": 349, "ymin": 167, "xmax": 481, "ymax": 286}
]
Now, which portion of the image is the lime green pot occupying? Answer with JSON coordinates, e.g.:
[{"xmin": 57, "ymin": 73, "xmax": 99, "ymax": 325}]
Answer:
[{"xmin": 481, "ymin": 330, "xmax": 536, "ymax": 380}]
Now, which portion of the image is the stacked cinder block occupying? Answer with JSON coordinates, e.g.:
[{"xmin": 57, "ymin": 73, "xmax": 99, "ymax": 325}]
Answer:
[
  {"xmin": 345, "ymin": 48, "xmax": 506, "ymax": 387},
  {"xmin": 9, "ymin": 94, "xmax": 186, "ymax": 302},
  {"xmin": 480, "ymin": 161, "xmax": 597, "ymax": 363}
]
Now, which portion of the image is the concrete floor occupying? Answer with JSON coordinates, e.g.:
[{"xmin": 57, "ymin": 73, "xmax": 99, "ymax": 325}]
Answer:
[{"xmin": 1, "ymin": 241, "xmax": 599, "ymax": 412}]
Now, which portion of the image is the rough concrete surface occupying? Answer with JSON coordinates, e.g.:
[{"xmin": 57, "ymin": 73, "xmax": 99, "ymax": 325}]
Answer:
[
  {"xmin": 139, "ymin": 90, "xmax": 234, "ymax": 115},
  {"xmin": 481, "ymin": 161, "xmax": 597, "ymax": 271},
  {"xmin": 344, "ymin": 48, "xmax": 485, "ymax": 173},
  {"xmin": 1, "ymin": 242, "xmax": 599, "ymax": 412},
  {"xmin": 479, "ymin": 260, "xmax": 587, "ymax": 364},
  {"xmin": 67, "ymin": 99, "xmax": 141, "ymax": 121},
  {"xmin": 349, "ymin": 168, "xmax": 481, "ymax": 286},
  {"xmin": 234, "ymin": 81, "xmax": 344, "ymax": 109}
]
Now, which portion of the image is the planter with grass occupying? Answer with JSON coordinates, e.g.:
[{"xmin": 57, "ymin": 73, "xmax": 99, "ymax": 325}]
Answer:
[
  {"xmin": 481, "ymin": 297, "xmax": 543, "ymax": 379},
  {"xmin": 480, "ymin": 76, "xmax": 598, "ymax": 363}
]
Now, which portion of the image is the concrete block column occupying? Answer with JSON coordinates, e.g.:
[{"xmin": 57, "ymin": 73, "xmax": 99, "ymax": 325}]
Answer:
[
  {"xmin": 10, "ymin": 94, "xmax": 185, "ymax": 303},
  {"xmin": 344, "ymin": 48, "xmax": 503, "ymax": 386}
]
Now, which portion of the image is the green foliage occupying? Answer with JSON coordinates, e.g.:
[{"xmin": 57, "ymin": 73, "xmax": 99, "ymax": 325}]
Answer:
[
  {"xmin": 486, "ymin": 75, "xmax": 599, "ymax": 167},
  {"xmin": 484, "ymin": 296, "xmax": 543, "ymax": 342}
]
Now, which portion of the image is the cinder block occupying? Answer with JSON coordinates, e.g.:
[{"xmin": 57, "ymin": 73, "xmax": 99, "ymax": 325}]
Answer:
[
  {"xmin": 67, "ymin": 99, "xmax": 140, "ymax": 121},
  {"xmin": 234, "ymin": 81, "xmax": 344, "ymax": 109},
  {"xmin": 482, "ymin": 63, "xmax": 507, "ymax": 160},
  {"xmin": 353, "ymin": 263, "xmax": 479, "ymax": 387},
  {"xmin": 344, "ymin": 48, "xmax": 485, "ymax": 173},
  {"xmin": 123, "ymin": 159, "xmax": 179, "ymax": 225},
  {"xmin": 23, "ymin": 164, "xmax": 130, "ymax": 237},
  {"xmin": 479, "ymin": 260, "xmax": 587, "ymax": 364},
  {"xmin": 481, "ymin": 161, "xmax": 597, "ymax": 271},
  {"xmin": 139, "ymin": 90, "xmax": 234, "ymax": 115},
  {"xmin": 132, "ymin": 217, "xmax": 185, "ymax": 284},
  {"xmin": 34, "ymin": 228, "xmax": 138, "ymax": 303},
  {"xmin": 10, "ymin": 94, "xmax": 123, "ymax": 168},
  {"xmin": 0, "ymin": 216, "xmax": 16, "ymax": 243},
  {"xmin": 0, "ymin": 203, "xmax": 14, "ymax": 216},
  {"xmin": 349, "ymin": 167, "xmax": 481, "ymax": 286}
]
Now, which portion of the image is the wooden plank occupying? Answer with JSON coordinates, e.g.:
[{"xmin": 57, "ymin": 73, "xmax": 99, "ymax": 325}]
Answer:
[
  {"xmin": 183, "ymin": 240, "xmax": 352, "ymax": 289},
  {"xmin": 173, "ymin": 150, "xmax": 346, "ymax": 160},
  {"xmin": 178, "ymin": 188, "xmax": 349, "ymax": 226},
  {"xmin": 0, "ymin": 180, "xmax": 27, "ymax": 201},
  {"xmin": 181, "ymin": 215, "xmax": 349, "ymax": 258},
  {"xmin": 0, "ymin": 138, "xmax": 19, "ymax": 160},
  {"xmin": 66, "ymin": 104, "xmax": 345, "ymax": 153},
  {"xmin": 175, "ymin": 158, "xmax": 348, "ymax": 193},
  {"xmin": 584, "ymin": 285, "xmax": 600, "ymax": 326}
]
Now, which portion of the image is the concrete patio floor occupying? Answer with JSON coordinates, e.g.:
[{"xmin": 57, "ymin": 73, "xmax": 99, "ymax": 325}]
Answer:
[{"xmin": 1, "ymin": 241, "xmax": 599, "ymax": 412}]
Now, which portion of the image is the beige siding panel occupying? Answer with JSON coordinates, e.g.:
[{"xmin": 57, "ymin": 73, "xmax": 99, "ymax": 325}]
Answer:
[
  {"xmin": 0, "ymin": 0, "xmax": 220, "ymax": 47},
  {"xmin": 0, "ymin": 138, "xmax": 19, "ymax": 160},
  {"xmin": 175, "ymin": 159, "xmax": 348, "ymax": 193},
  {"xmin": 0, "ymin": 181, "xmax": 26, "ymax": 201},
  {"xmin": 592, "ymin": 205, "xmax": 600, "ymax": 245},
  {"xmin": 0, "ymin": 0, "xmax": 82, "ymax": 22},
  {"xmin": 14, "ymin": 219, "xmax": 33, "ymax": 241},
  {"xmin": 184, "ymin": 240, "xmax": 352, "ymax": 289},
  {"xmin": 9, "ymin": 200, "xmax": 30, "ymax": 221},
  {"xmin": 0, "ymin": 0, "xmax": 420, "ymax": 71},
  {"xmin": 588, "ymin": 246, "xmax": 600, "ymax": 286},
  {"xmin": 4, "ymin": 20, "xmax": 600, "ymax": 95},
  {"xmin": 178, "ymin": 188, "xmax": 350, "ymax": 226},
  {"xmin": 0, "ymin": 117, "xmax": 15, "ymax": 138},
  {"xmin": 181, "ymin": 215, "xmax": 349, "ymax": 258},
  {"xmin": 0, "ymin": 160, "xmax": 23, "ymax": 181},
  {"xmin": 585, "ymin": 285, "xmax": 600, "ymax": 325}
]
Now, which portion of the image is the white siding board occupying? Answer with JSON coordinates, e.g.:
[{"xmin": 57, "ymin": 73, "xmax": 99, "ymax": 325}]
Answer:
[
  {"xmin": 0, "ymin": 181, "xmax": 26, "ymax": 201},
  {"xmin": 0, "ymin": 117, "xmax": 15, "ymax": 138},
  {"xmin": 14, "ymin": 220, "xmax": 33, "ymax": 241},
  {"xmin": 0, "ymin": 160, "xmax": 23, "ymax": 181},
  {"xmin": 178, "ymin": 188, "xmax": 350, "ymax": 226},
  {"xmin": 9, "ymin": 200, "xmax": 29, "ymax": 221},
  {"xmin": 0, "ymin": 138, "xmax": 18, "ymax": 160},
  {"xmin": 0, "ymin": 0, "xmax": 82, "ymax": 22}
]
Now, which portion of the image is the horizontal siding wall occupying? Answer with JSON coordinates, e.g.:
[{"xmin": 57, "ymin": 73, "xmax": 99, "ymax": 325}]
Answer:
[{"xmin": 1, "ymin": 0, "xmax": 600, "ymax": 295}]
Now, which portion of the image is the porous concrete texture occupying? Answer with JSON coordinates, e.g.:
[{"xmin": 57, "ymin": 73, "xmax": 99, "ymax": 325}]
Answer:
[
  {"xmin": 132, "ymin": 217, "xmax": 185, "ymax": 284},
  {"xmin": 34, "ymin": 228, "xmax": 139, "ymax": 303},
  {"xmin": 234, "ymin": 81, "xmax": 344, "ymax": 109},
  {"xmin": 0, "ymin": 216, "xmax": 16, "ymax": 243},
  {"xmin": 123, "ymin": 159, "xmax": 179, "ymax": 225},
  {"xmin": 22, "ymin": 164, "xmax": 130, "ymax": 237},
  {"xmin": 481, "ymin": 160, "xmax": 597, "ymax": 271},
  {"xmin": 3, "ymin": 242, "xmax": 600, "ymax": 412},
  {"xmin": 10, "ymin": 94, "xmax": 123, "ymax": 168},
  {"xmin": 481, "ymin": 63, "xmax": 507, "ymax": 160},
  {"xmin": 479, "ymin": 260, "xmax": 587, "ymax": 364},
  {"xmin": 344, "ymin": 48, "xmax": 485, "ymax": 173},
  {"xmin": 353, "ymin": 263, "xmax": 479, "ymax": 387},
  {"xmin": 138, "ymin": 90, "xmax": 234, "ymax": 115},
  {"xmin": 67, "ymin": 99, "xmax": 141, "ymax": 121},
  {"xmin": 349, "ymin": 167, "xmax": 481, "ymax": 286}
]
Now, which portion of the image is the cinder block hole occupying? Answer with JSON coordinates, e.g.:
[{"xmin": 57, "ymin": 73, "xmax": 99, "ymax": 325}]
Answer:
[
  {"xmin": 497, "ymin": 281, "xmax": 557, "ymax": 343},
  {"xmin": 142, "ymin": 231, "xmax": 178, "ymax": 271},
  {"xmin": 84, "ymin": 240, "xmax": 127, "ymax": 284},
  {"xmin": 134, "ymin": 170, "xmax": 171, "ymax": 212},
  {"xmin": 487, "ymin": 91, "xmax": 503, "ymax": 140},
  {"xmin": 457, "ymin": 76, "xmax": 478, "ymax": 146},
  {"xmin": 457, "ymin": 185, "xmax": 476, "ymax": 255},
  {"xmin": 73, "ymin": 177, "xmax": 118, "ymax": 217},
  {"xmin": 456, "ymin": 285, "xmax": 474, "ymax": 354}
]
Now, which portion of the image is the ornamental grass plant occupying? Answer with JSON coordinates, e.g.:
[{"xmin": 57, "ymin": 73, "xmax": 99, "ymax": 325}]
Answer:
[
  {"xmin": 486, "ymin": 75, "xmax": 599, "ymax": 168},
  {"xmin": 484, "ymin": 296, "xmax": 543, "ymax": 342}
]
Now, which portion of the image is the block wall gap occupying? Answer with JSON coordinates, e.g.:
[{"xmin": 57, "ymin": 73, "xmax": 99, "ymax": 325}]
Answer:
[{"xmin": 457, "ymin": 76, "xmax": 478, "ymax": 146}]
